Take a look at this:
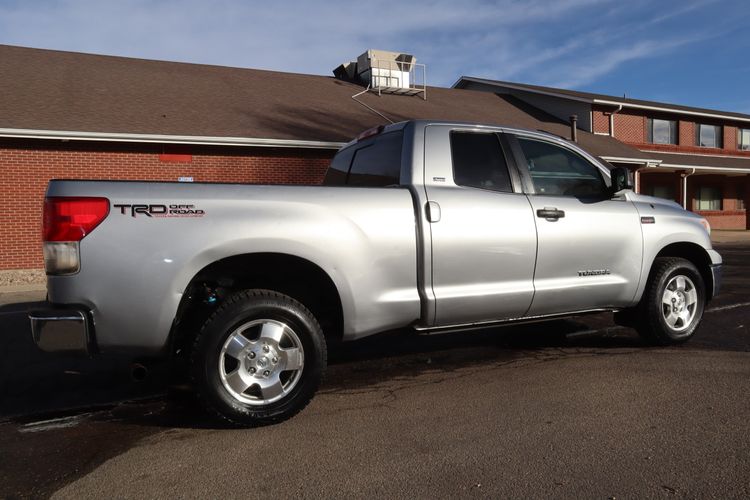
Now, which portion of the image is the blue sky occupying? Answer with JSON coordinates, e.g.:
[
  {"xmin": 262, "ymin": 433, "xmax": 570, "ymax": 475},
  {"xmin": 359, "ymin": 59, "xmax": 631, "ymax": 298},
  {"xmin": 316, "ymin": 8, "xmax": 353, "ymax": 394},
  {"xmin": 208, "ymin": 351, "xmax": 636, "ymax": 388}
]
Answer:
[{"xmin": 1, "ymin": 0, "xmax": 749, "ymax": 113}]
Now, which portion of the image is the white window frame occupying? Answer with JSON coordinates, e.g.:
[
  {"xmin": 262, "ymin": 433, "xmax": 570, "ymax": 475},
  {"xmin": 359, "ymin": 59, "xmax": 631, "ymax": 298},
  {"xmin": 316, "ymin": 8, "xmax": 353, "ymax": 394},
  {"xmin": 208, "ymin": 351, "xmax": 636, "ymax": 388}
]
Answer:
[
  {"xmin": 647, "ymin": 118, "xmax": 678, "ymax": 145},
  {"xmin": 696, "ymin": 123, "xmax": 723, "ymax": 148},
  {"xmin": 695, "ymin": 186, "xmax": 722, "ymax": 211},
  {"xmin": 738, "ymin": 128, "xmax": 750, "ymax": 151}
]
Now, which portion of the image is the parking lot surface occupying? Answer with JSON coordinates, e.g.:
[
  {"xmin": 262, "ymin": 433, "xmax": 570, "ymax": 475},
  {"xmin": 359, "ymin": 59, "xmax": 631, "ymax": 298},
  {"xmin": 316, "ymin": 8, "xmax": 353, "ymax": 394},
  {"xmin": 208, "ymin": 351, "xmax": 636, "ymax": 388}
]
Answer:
[{"xmin": 1, "ymin": 236, "xmax": 749, "ymax": 498}]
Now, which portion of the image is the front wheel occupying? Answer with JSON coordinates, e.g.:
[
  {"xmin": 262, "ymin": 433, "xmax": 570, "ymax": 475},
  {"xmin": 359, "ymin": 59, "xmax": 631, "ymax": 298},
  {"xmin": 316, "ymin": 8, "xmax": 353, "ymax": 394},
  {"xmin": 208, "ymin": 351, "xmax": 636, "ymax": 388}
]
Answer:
[
  {"xmin": 635, "ymin": 257, "xmax": 705, "ymax": 345},
  {"xmin": 191, "ymin": 289, "xmax": 326, "ymax": 426}
]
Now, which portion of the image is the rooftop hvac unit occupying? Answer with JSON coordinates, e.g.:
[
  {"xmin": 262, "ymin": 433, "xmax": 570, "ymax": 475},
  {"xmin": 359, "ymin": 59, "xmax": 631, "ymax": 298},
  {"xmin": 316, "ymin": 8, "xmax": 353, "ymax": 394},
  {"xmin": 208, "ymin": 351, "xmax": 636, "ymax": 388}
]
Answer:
[{"xmin": 334, "ymin": 49, "xmax": 426, "ymax": 99}]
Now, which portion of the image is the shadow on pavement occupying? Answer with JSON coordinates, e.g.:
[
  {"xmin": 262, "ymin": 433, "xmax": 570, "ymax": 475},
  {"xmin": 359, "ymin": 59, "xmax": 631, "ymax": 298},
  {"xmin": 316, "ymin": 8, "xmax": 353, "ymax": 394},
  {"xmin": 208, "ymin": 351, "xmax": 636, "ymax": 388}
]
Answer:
[
  {"xmin": 1, "ymin": 294, "xmax": 644, "ymax": 427},
  {"xmin": 1, "ymin": 239, "xmax": 746, "ymax": 424},
  {"xmin": 0, "ymin": 299, "xmax": 169, "ymax": 420}
]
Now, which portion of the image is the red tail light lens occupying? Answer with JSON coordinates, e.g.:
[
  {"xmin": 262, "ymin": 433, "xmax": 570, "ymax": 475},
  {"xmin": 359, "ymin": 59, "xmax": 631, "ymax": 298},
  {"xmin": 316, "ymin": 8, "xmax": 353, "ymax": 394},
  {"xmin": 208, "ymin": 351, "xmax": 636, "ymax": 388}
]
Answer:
[{"xmin": 43, "ymin": 197, "xmax": 110, "ymax": 242}]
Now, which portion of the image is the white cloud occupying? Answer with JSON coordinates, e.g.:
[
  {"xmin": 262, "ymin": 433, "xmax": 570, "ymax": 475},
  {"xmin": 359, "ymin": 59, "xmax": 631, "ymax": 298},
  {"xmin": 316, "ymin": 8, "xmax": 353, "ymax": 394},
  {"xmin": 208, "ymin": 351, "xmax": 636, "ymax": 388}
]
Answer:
[
  {"xmin": 0, "ymin": 0, "xmax": 611, "ymax": 78},
  {"xmin": 547, "ymin": 38, "xmax": 693, "ymax": 88},
  {"xmin": 0, "ymin": 0, "xmax": 742, "ymax": 92}
]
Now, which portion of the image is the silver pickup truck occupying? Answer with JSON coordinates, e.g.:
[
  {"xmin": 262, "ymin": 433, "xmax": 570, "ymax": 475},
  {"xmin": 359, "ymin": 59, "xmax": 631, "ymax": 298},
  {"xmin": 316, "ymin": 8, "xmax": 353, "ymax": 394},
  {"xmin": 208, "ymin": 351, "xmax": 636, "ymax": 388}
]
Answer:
[{"xmin": 31, "ymin": 120, "xmax": 721, "ymax": 425}]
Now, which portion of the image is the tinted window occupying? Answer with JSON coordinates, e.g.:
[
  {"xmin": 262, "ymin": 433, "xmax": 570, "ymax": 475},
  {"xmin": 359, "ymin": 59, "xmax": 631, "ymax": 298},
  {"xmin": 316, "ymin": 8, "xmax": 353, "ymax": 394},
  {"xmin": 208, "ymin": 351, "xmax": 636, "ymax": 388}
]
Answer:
[
  {"xmin": 348, "ymin": 131, "xmax": 403, "ymax": 186},
  {"xmin": 739, "ymin": 128, "xmax": 750, "ymax": 151},
  {"xmin": 322, "ymin": 146, "xmax": 356, "ymax": 186},
  {"xmin": 517, "ymin": 137, "xmax": 607, "ymax": 197},
  {"xmin": 696, "ymin": 124, "xmax": 722, "ymax": 148},
  {"xmin": 450, "ymin": 132, "xmax": 512, "ymax": 193},
  {"xmin": 696, "ymin": 186, "xmax": 721, "ymax": 210},
  {"xmin": 650, "ymin": 185, "xmax": 676, "ymax": 201},
  {"xmin": 647, "ymin": 118, "xmax": 678, "ymax": 145}
]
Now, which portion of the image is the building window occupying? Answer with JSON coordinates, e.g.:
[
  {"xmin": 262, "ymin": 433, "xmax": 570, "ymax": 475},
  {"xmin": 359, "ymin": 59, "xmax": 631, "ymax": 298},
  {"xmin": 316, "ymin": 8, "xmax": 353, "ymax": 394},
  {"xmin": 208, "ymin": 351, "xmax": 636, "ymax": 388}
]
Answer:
[
  {"xmin": 695, "ymin": 124, "xmax": 723, "ymax": 148},
  {"xmin": 737, "ymin": 197, "xmax": 746, "ymax": 210},
  {"xmin": 739, "ymin": 128, "xmax": 750, "ymax": 151},
  {"xmin": 650, "ymin": 185, "xmax": 676, "ymax": 201},
  {"xmin": 695, "ymin": 186, "xmax": 722, "ymax": 211},
  {"xmin": 647, "ymin": 118, "xmax": 677, "ymax": 145}
]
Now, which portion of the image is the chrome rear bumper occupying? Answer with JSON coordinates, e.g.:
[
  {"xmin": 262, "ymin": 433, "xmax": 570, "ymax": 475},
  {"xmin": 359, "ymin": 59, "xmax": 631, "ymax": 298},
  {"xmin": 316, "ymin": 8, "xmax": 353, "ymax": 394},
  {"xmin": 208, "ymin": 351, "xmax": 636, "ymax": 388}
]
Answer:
[{"xmin": 29, "ymin": 308, "xmax": 93, "ymax": 355}]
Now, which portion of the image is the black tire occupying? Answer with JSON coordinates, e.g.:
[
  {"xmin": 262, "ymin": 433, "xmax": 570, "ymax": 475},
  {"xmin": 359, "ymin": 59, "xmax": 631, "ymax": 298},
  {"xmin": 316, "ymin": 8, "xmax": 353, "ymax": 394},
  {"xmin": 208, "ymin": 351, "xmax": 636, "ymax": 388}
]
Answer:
[
  {"xmin": 190, "ymin": 289, "xmax": 326, "ymax": 426},
  {"xmin": 635, "ymin": 257, "xmax": 705, "ymax": 345}
]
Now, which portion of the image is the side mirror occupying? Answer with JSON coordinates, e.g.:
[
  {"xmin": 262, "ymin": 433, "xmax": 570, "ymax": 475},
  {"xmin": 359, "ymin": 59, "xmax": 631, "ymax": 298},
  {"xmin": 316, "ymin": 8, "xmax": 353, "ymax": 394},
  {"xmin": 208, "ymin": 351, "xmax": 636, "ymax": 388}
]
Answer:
[{"xmin": 610, "ymin": 167, "xmax": 633, "ymax": 193}]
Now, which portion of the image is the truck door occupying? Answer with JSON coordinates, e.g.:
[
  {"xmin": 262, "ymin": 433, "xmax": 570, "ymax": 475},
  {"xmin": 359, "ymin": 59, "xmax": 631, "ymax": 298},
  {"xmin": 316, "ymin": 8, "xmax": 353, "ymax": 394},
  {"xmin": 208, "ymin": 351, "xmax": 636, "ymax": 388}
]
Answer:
[
  {"xmin": 422, "ymin": 125, "xmax": 537, "ymax": 326},
  {"xmin": 507, "ymin": 133, "xmax": 643, "ymax": 316}
]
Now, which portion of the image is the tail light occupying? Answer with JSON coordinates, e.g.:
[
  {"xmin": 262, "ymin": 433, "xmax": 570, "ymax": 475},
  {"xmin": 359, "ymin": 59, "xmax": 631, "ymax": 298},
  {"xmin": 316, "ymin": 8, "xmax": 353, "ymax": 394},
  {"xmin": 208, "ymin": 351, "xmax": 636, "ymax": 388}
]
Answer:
[{"xmin": 43, "ymin": 197, "xmax": 109, "ymax": 275}]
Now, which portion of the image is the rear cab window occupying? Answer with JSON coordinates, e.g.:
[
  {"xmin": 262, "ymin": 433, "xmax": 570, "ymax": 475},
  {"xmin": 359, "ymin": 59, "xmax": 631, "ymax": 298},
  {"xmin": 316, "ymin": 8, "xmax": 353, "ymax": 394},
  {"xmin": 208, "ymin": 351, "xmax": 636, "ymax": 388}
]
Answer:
[{"xmin": 322, "ymin": 131, "xmax": 403, "ymax": 187}]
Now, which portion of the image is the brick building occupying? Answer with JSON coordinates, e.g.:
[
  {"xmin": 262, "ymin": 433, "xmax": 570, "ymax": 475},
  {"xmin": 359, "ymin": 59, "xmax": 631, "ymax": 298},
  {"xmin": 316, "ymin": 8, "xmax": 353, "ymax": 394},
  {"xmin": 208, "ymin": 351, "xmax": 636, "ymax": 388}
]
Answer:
[
  {"xmin": 455, "ymin": 77, "xmax": 750, "ymax": 229},
  {"xmin": 1, "ymin": 45, "xmax": 656, "ymax": 272}
]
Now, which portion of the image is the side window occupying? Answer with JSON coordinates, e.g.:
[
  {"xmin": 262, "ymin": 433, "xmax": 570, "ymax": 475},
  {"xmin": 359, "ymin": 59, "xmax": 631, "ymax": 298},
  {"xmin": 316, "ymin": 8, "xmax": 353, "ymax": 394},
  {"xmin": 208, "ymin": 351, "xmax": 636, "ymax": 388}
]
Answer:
[
  {"xmin": 450, "ymin": 132, "xmax": 513, "ymax": 193},
  {"xmin": 322, "ymin": 146, "xmax": 355, "ymax": 186},
  {"xmin": 516, "ymin": 137, "xmax": 607, "ymax": 197},
  {"xmin": 347, "ymin": 131, "xmax": 403, "ymax": 187}
]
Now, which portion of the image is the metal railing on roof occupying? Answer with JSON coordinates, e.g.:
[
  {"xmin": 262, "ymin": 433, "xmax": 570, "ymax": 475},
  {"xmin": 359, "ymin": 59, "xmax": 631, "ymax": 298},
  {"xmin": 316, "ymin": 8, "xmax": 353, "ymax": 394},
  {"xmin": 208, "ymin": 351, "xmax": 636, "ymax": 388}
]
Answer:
[{"xmin": 360, "ymin": 58, "xmax": 426, "ymax": 100}]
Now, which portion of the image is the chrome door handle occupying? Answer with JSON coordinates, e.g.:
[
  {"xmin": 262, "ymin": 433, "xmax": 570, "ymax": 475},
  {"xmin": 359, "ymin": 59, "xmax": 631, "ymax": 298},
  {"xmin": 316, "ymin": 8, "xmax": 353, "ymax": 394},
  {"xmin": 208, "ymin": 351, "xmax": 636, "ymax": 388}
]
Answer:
[{"xmin": 426, "ymin": 201, "xmax": 441, "ymax": 223}]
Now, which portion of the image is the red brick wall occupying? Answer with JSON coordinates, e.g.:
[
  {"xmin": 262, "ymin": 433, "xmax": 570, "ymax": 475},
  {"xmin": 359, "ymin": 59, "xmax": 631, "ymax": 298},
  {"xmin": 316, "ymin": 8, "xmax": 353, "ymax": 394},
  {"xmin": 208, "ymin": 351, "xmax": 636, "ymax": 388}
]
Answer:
[
  {"xmin": 697, "ymin": 211, "xmax": 747, "ymax": 229},
  {"xmin": 613, "ymin": 112, "xmax": 750, "ymax": 157},
  {"xmin": 612, "ymin": 110, "xmax": 645, "ymax": 143},
  {"xmin": 724, "ymin": 125, "xmax": 737, "ymax": 150},
  {"xmin": 640, "ymin": 171, "xmax": 748, "ymax": 229},
  {"xmin": 599, "ymin": 106, "xmax": 750, "ymax": 229},
  {"xmin": 639, "ymin": 172, "xmax": 682, "ymax": 202},
  {"xmin": 592, "ymin": 106, "xmax": 610, "ymax": 134},
  {"xmin": 0, "ymin": 140, "xmax": 334, "ymax": 270},
  {"xmin": 678, "ymin": 121, "xmax": 694, "ymax": 147}
]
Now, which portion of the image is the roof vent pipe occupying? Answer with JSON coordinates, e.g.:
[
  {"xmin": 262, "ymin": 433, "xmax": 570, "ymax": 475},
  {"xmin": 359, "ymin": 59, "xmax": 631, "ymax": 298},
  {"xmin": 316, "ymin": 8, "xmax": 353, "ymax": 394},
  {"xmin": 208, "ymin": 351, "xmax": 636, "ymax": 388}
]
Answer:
[{"xmin": 569, "ymin": 115, "xmax": 578, "ymax": 142}]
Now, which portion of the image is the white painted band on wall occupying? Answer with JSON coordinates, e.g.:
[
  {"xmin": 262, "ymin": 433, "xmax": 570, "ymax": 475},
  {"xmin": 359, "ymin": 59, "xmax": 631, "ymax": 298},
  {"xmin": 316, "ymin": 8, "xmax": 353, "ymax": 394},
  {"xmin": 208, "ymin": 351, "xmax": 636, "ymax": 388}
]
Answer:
[{"xmin": 0, "ymin": 128, "xmax": 346, "ymax": 150}]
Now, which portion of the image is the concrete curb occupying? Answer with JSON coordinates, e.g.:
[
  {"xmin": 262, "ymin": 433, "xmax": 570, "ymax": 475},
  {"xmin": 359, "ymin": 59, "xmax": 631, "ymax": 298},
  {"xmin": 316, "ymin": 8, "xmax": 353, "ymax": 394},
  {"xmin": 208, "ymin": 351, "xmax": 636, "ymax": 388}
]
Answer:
[
  {"xmin": 0, "ymin": 284, "xmax": 47, "ymax": 294},
  {"xmin": 711, "ymin": 230, "xmax": 750, "ymax": 244}
]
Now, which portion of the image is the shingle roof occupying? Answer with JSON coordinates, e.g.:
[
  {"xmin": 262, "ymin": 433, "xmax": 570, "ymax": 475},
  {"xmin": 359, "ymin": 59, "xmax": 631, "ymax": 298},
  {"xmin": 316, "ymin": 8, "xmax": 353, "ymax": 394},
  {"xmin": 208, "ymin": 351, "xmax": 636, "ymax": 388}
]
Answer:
[
  {"xmin": 456, "ymin": 77, "xmax": 750, "ymax": 122},
  {"xmin": 0, "ymin": 44, "xmax": 649, "ymax": 160}
]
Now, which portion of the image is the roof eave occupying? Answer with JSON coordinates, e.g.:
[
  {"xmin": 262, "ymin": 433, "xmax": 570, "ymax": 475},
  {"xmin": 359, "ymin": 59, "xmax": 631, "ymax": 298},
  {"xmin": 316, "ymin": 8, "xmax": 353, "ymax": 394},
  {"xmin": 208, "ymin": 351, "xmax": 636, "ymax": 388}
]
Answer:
[
  {"xmin": 593, "ymin": 99, "xmax": 750, "ymax": 124},
  {"xmin": 0, "ymin": 128, "xmax": 346, "ymax": 150},
  {"xmin": 651, "ymin": 162, "xmax": 750, "ymax": 173},
  {"xmin": 600, "ymin": 155, "xmax": 662, "ymax": 166},
  {"xmin": 455, "ymin": 77, "xmax": 750, "ymax": 124},
  {"xmin": 454, "ymin": 77, "xmax": 594, "ymax": 104}
]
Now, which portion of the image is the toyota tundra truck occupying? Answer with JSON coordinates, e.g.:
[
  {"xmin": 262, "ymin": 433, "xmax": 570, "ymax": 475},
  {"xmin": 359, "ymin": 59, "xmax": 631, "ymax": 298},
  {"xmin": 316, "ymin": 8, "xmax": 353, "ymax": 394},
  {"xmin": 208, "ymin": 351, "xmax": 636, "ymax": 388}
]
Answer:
[{"xmin": 31, "ymin": 120, "xmax": 722, "ymax": 425}]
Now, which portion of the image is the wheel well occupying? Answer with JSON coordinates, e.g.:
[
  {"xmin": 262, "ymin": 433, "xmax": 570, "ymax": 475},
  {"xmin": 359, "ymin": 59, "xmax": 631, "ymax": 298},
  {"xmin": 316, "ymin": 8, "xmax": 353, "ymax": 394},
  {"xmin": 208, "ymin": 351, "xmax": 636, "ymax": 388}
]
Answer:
[
  {"xmin": 170, "ymin": 253, "xmax": 344, "ymax": 361},
  {"xmin": 655, "ymin": 242, "xmax": 713, "ymax": 298}
]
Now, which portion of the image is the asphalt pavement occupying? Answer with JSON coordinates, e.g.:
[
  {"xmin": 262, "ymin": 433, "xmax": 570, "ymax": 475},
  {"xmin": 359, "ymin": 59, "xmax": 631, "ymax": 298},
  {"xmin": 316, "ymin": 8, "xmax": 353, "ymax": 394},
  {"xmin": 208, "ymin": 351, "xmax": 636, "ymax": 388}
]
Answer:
[{"xmin": 1, "ymin": 236, "xmax": 748, "ymax": 498}]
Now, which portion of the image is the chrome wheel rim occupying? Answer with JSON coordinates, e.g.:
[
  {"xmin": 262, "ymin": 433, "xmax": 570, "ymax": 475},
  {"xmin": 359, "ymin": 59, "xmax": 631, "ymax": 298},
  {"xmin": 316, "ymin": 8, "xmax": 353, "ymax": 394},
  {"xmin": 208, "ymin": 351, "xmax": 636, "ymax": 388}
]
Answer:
[
  {"xmin": 661, "ymin": 275, "xmax": 698, "ymax": 333},
  {"xmin": 219, "ymin": 319, "xmax": 304, "ymax": 405}
]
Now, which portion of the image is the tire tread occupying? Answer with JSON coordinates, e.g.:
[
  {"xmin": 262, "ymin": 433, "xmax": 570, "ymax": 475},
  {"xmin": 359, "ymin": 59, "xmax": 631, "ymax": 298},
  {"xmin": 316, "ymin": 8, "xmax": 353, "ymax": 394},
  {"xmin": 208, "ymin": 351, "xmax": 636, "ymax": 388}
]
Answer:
[
  {"xmin": 636, "ymin": 257, "xmax": 704, "ymax": 346},
  {"xmin": 189, "ymin": 289, "xmax": 326, "ymax": 427}
]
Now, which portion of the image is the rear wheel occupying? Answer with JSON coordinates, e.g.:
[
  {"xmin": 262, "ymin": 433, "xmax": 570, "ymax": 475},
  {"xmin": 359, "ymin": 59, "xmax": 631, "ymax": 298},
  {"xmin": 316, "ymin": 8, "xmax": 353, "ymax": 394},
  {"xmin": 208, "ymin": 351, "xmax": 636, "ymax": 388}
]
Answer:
[
  {"xmin": 635, "ymin": 257, "xmax": 705, "ymax": 345},
  {"xmin": 191, "ymin": 289, "xmax": 326, "ymax": 426}
]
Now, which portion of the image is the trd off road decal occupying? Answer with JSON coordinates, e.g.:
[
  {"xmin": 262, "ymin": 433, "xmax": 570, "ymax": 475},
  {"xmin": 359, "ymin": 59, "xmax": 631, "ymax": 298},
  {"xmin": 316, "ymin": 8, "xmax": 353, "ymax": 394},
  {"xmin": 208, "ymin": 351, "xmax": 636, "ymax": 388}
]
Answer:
[{"xmin": 113, "ymin": 203, "xmax": 205, "ymax": 218}]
